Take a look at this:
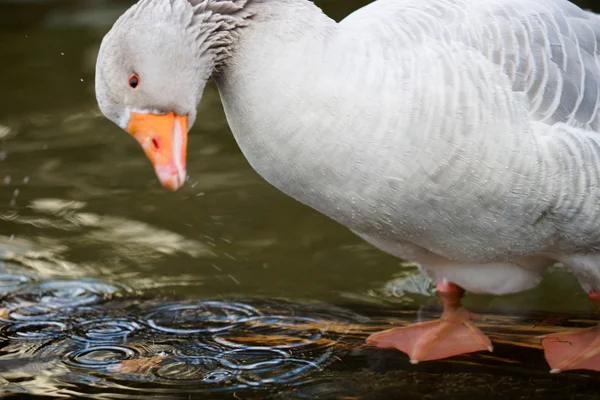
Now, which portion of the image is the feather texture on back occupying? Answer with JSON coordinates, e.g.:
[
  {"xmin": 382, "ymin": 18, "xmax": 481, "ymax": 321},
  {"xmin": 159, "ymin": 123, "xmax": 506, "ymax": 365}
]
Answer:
[{"xmin": 343, "ymin": 0, "xmax": 600, "ymax": 129}]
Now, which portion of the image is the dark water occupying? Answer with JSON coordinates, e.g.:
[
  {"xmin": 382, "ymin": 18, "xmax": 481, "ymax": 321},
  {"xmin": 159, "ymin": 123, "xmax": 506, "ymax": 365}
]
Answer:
[{"xmin": 1, "ymin": 0, "xmax": 600, "ymax": 398}]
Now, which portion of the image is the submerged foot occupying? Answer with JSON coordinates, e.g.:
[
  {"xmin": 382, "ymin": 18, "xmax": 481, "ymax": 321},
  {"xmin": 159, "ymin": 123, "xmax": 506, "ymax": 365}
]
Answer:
[{"xmin": 542, "ymin": 325, "xmax": 600, "ymax": 373}]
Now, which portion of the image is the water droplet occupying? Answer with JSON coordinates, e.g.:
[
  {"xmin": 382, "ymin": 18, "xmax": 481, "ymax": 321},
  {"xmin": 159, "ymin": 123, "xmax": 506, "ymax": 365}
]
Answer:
[{"xmin": 9, "ymin": 189, "xmax": 19, "ymax": 207}]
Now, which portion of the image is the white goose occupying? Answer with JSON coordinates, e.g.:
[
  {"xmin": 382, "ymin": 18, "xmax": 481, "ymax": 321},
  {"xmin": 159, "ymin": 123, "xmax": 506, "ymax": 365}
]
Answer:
[{"xmin": 95, "ymin": 0, "xmax": 600, "ymax": 373}]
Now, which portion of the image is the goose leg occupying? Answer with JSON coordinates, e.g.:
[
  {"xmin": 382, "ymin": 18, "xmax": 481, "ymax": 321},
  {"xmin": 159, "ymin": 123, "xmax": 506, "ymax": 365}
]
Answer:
[
  {"xmin": 541, "ymin": 290, "xmax": 600, "ymax": 373},
  {"xmin": 366, "ymin": 281, "xmax": 493, "ymax": 363}
]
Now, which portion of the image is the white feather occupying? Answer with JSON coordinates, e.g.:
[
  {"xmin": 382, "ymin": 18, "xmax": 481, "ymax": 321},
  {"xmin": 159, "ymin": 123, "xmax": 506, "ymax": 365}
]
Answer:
[{"xmin": 216, "ymin": 0, "xmax": 600, "ymax": 295}]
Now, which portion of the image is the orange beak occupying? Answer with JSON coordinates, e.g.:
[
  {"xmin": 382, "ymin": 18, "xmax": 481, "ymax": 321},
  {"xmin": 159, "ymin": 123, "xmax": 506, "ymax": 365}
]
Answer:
[{"xmin": 125, "ymin": 111, "xmax": 188, "ymax": 191}]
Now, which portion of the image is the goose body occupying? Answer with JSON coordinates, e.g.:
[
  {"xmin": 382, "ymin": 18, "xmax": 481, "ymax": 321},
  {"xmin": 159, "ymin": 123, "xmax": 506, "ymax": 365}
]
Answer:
[
  {"xmin": 96, "ymin": 0, "xmax": 600, "ymax": 371},
  {"xmin": 216, "ymin": 0, "xmax": 600, "ymax": 295}
]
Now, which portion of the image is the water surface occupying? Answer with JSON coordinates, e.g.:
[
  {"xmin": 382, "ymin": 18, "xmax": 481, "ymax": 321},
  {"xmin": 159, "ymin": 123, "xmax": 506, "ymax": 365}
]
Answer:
[{"xmin": 0, "ymin": 0, "xmax": 599, "ymax": 398}]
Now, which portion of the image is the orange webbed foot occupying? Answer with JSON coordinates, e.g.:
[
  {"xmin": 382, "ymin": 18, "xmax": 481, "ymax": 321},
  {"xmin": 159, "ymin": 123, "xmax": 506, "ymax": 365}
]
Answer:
[
  {"xmin": 367, "ymin": 281, "xmax": 492, "ymax": 363},
  {"xmin": 542, "ymin": 325, "xmax": 600, "ymax": 373}
]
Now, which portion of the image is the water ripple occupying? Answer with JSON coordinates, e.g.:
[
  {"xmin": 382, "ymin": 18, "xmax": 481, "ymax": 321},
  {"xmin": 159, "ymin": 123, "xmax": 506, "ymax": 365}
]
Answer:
[
  {"xmin": 145, "ymin": 300, "xmax": 261, "ymax": 334},
  {"xmin": 154, "ymin": 359, "xmax": 236, "ymax": 384},
  {"xmin": 71, "ymin": 318, "xmax": 142, "ymax": 343},
  {"xmin": 6, "ymin": 279, "xmax": 123, "ymax": 321},
  {"xmin": 0, "ymin": 285, "xmax": 358, "ymax": 398},
  {"xmin": 173, "ymin": 343, "xmax": 222, "ymax": 359},
  {"xmin": 214, "ymin": 315, "xmax": 333, "ymax": 350},
  {"xmin": 7, "ymin": 304, "xmax": 60, "ymax": 321},
  {"xmin": 35, "ymin": 279, "xmax": 120, "ymax": 307},
  {"xmin": 1, "ymin": 320, "xmax": 68, "ymax": 340},
  {"xmin": 220, "ymin": 347, "xmax": 291, "ymax": 370},
  {"xmin": 237, "ymin": 358, "xmax": 326, "ymax": 387},
  {"xmin": 64, "ymin": 345, "xmax": 140, "ymax": 370},
  {"xmin": 0, "ymin": 269, "xmax": 36, "ymax": 292}
]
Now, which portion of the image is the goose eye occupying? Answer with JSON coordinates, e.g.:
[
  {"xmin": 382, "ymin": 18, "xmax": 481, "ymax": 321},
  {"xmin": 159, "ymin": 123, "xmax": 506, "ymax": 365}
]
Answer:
[{"xmin": 128, "ymin": 74, "xmax": 140, "ymax": 89}]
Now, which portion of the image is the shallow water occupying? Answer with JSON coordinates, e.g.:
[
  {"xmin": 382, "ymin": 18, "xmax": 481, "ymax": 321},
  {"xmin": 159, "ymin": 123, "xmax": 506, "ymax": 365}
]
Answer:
[{"xmin": 1, "ymin": 0, "xmax": 600, "ymax": 398}]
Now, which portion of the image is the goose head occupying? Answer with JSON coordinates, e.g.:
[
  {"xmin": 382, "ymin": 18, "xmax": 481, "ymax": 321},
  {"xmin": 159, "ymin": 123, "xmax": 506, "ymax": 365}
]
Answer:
[{"xmin": 95, "ymin": 0, "xmax": 241, "ymax": 190}]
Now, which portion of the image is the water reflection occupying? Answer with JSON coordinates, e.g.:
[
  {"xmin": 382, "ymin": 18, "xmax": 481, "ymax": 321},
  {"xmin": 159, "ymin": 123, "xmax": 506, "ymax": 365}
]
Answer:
[
  {"xmin": 0, "ymin": 265, "xmax": 359, "ymax": 398},
  {"xmin": 0, "ymin": 196, "xmax": 216, "ymax": 290},
  {"xmin": 0, "ymin": 265, "xmax": 599, "ymax": 399}
]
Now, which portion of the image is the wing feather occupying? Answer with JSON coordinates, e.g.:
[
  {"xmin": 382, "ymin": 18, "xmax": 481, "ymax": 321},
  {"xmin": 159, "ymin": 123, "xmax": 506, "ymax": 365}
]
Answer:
[
  {"xmin": 344, "ymin": 0, "xmax": 600, "ymax": 130},
  {"xmin": 466, "ymin": 0, "xmax": 600, "ymax": 128}
]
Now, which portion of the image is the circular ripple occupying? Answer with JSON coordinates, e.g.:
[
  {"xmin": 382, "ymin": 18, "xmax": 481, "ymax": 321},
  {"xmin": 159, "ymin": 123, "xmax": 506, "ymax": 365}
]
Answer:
[
  {"xmin": 220, "ymin": 347, "xmax": 290, "ymax": 370},
  {"xmin": 214, "ymin": 315, "xmax": 332, "ymax": 350},
  {"xmin": 7, "ymin": 304, "xmax": 60, "ymax": 321},
  {"xmin": 63, "ymin": 345, "xmax": 139, "ymax": 370},
  {"xmin": 154, "ymin": 358, "xmax": 235, "ymax": 384},
  {"xmin": 71, "ymin": 318, "xmax": 141, "ymax": 343},
  {"xmin": 7, "ymin": 279, "xmax": 122, "ymax": 321},
  {"xmin": 0, "ymin": 298, "xmax": 354, "ymax": 396},
  {"xmin": 35, "ymin": 279, "xmax": 120, "ymax": 307},
  {"xmin": 0, "ymin": 271, "xmax": 36, "ymax": 292},
  {"xmin": 145, "ymin": 301, "xmax": 260, "ymax": 334},
  {"xmin": 2, "ymin": 321, "xmax": 67, "ymax": 340}
]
